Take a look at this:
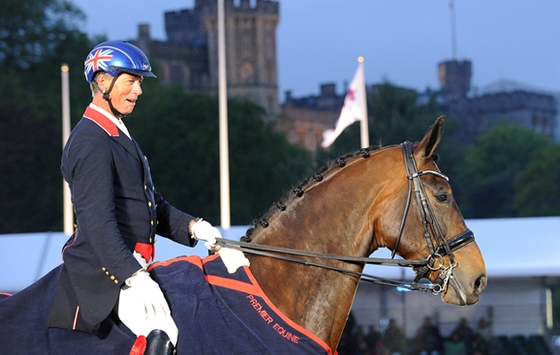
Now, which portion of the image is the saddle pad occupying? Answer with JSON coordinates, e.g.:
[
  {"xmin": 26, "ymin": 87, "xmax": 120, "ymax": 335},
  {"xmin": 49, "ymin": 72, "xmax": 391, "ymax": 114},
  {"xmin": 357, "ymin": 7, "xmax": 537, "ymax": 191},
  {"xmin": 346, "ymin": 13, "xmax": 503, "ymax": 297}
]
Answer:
[{"xmin": 0, "ymin": 254, "xmax": 335, "ymax": 355}]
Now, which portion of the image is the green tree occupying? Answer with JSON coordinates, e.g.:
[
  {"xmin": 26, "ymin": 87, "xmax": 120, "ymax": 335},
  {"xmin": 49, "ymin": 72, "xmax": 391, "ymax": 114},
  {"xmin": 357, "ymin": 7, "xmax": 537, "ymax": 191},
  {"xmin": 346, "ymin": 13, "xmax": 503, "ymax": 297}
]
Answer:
[
  {"xmin": 514, "ymin": 144, "xmax": 560, "ymax": 216},
  {"xmin": 0, "ymin": 104, "xmax": 62, "ymax": 233},
  {"xmin": 0, "ymin": 0, "xmax": 94, "ymax": 233},
  {"xmin": 0, "ymin": 0, "xmax": 84, "ymax": 69},
  {"xmin": 369, "ymin": 82, "xmax": 442, "ymax": 146},
  {"xmin": 128, "ymin": 83, "xmax": 313, "ymax": 226},
  {"xmin": 460, "ymin": 123, "xmax": 553, "ymax": 218},
  {"xmin": 552, "ymin": 286, "xmax": 560, "ymax": 334},
  {"xmin": 0, "ymin": 0, "xmax": 93, "ymax": 114}
]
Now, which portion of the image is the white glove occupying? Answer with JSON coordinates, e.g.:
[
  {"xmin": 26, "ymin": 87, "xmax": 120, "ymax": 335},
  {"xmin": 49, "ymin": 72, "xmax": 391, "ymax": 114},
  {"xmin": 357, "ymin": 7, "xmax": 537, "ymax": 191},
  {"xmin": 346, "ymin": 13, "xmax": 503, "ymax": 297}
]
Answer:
[
  {"xmin": 118, "ymin": 270, "xmax": 178, "ymax": 345},
  {"xmin": 191, "ymin": 218, "xmax": 221, "ymax": 250},
  {"xmin": 119, "ymin": 270, "xmax": 170, "ymax": 320}
]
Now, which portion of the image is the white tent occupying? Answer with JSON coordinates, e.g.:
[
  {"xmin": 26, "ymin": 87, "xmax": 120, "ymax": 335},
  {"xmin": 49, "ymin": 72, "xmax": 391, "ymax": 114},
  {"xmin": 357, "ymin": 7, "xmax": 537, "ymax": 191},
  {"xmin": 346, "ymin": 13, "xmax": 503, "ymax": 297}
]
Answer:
[
  {"xmin": 1, "ymin": 217, "xmax": 559, "ymax": 293},
  {"xmin": 1, "ymin": 217, "xmax": 560, "ymax": 339},
  {"xmin": 0, "ymin": 226, "xmax": 249, "ymax": 293}
]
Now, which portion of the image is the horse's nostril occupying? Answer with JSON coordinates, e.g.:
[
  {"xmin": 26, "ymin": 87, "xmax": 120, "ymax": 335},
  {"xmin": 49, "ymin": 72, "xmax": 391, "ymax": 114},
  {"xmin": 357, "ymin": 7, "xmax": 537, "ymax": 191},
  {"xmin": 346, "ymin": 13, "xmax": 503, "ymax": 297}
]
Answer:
[{"xmin": 474, "ymin": 274, "xmax": 487, "ymax": 294}]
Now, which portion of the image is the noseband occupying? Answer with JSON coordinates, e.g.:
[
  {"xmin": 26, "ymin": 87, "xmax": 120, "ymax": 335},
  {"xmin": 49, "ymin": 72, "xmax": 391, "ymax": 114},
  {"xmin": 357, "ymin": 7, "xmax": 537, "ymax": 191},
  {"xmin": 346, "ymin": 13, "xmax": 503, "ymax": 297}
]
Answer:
[{"xmin": 395, "ymin": 141, "xmax": 475, "ymax": 291}]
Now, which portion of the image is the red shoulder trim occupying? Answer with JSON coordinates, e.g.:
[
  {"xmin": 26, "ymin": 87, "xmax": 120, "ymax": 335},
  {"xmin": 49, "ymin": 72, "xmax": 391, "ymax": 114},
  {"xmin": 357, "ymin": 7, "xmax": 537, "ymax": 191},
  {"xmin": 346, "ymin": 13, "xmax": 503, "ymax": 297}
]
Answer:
[{"xmin": 83, "ymin": 106, "xmax": 119, "ymax": 136}]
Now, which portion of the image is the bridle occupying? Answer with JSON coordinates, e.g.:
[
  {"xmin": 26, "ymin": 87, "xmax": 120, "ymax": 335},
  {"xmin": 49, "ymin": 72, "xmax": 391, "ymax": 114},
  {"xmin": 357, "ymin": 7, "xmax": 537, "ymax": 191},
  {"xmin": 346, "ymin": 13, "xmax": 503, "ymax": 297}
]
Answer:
[
  {"xmin": 396, "ymin": 141, "xmax": 475, "ymax": 292},
  {"xmin": 215, "ymin": 141, "xmax": 475, "ymax": 294}
]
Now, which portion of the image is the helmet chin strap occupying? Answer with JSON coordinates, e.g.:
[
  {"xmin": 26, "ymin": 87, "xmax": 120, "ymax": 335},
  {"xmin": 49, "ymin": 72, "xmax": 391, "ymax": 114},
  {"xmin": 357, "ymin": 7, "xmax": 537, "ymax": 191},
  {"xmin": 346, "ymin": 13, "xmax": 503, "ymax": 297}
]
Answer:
[{"xmin": 92, "ymin": 75, "xmax": 126, "ymax": 119}]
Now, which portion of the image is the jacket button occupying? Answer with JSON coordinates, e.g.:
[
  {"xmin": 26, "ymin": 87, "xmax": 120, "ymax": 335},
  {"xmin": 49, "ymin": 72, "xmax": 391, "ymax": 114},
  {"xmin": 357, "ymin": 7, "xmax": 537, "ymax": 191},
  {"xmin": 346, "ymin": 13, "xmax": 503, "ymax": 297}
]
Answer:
[
  {"xmin": 114, "ymin": 279, "xmax": 119, "ymax": 284},
  {"xmin": 148, "ymin": 201, "xmax": 152, "ymax": 207}
]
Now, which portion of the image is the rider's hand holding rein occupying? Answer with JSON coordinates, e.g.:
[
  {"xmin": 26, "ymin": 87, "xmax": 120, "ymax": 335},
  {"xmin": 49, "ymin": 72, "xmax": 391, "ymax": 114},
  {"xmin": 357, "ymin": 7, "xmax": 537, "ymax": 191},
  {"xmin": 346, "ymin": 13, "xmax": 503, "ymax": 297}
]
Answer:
[{"xmin": 191, "ymin": 218, "xmax": 221, "ymax": 250}]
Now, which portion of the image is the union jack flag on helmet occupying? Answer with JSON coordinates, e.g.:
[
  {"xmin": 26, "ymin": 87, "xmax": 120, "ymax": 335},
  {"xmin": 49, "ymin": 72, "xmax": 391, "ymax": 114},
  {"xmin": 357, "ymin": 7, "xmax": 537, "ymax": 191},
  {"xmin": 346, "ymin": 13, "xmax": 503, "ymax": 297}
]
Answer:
[{"xmin": 84, "ymin": 40, "xmax": 156, "ymax": 83}]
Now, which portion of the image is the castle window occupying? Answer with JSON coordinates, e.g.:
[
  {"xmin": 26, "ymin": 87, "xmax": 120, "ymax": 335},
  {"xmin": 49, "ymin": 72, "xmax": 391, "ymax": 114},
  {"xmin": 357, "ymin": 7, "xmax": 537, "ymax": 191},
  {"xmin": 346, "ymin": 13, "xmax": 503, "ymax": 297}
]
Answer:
[
  {"xmin": 241, "ymin": 61, "xmax": 254, "ymax": 83},
  {"xmin": 170, "ymin": 64, "xmax": 184, "ymax": 84},
  {"xmin": 297, "ymin": 126, "xmax": 306, "ymax": 145},
  {"xmin": 531, "ymin": 115, "xmax": 538, "ymax": 129},
  {"xmin": 266, "ymin": 61, "xmax": 274, "ymax": 83}
]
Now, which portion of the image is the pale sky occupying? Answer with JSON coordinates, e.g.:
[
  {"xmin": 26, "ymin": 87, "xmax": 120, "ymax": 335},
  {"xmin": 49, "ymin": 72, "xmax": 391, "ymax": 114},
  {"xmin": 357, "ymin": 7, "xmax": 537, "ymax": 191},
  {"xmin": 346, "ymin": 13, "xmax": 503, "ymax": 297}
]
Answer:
[{"xmin": 71, "ymin": 0, "xmax": 560, "ymax": 98}]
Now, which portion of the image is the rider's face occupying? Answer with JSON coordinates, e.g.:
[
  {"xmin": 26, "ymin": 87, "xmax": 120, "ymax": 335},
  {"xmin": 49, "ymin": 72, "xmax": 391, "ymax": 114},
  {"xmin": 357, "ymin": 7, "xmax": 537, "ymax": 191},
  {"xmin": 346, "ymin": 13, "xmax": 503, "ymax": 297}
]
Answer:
[{"xmin": 106, "ymin": 73, "xmax": 143, "ymax": 116}]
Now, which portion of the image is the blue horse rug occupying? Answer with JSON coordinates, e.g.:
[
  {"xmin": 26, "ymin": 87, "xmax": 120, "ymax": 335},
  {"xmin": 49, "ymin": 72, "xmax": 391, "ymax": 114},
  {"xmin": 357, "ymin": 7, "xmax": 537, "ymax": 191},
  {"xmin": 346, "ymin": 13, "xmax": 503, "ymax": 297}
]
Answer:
[{"xmin": 0, "ymin": 253, "xmax": 335, "ymax": 355}]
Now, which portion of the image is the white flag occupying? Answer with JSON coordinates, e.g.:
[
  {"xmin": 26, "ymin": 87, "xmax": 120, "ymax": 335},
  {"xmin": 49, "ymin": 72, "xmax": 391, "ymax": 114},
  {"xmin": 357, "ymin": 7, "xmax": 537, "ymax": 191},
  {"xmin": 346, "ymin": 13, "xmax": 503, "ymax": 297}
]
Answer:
[{"xmin": 321, "ymin": 61, "xmax": 366, "ymax": 148}]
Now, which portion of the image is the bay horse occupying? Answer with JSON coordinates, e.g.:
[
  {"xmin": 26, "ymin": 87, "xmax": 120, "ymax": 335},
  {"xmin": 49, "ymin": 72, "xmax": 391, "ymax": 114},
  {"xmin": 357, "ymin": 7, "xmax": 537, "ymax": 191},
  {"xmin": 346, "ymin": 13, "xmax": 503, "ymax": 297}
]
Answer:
[
  {"xmin": 222, "ymin": 115, "xmax": 487, "ymax": 350},
  {"xmin": 0, "ymin": 116, "xmax": 486, "ymax": 354}
]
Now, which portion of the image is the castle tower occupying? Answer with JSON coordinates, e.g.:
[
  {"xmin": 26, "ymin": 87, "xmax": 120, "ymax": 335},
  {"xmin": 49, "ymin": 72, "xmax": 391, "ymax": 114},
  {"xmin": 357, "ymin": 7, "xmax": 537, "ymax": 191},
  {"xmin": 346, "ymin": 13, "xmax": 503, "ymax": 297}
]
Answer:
[
  {"xmin": 203, "ymin": 0, "xmax": 280, "ymax": 114},
  {"xmin": 438, "ymin": 59, "xmax": 472, "ymax": 102}
]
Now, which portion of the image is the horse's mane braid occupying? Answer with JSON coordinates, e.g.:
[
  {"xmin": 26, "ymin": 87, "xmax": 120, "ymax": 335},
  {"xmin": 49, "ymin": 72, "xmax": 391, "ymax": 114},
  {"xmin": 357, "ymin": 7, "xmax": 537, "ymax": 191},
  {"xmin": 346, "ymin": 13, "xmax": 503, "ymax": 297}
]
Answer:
[{"xmin": 242, "ymin": 143, "xmax": 383, "ymax": 242}]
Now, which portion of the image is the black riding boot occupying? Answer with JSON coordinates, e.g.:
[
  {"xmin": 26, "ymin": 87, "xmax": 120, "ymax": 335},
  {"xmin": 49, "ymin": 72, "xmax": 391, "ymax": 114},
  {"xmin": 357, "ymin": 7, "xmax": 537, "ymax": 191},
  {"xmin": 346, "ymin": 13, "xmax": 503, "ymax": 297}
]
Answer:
[{"xmin": 145, "ymin": 329, "xmax": 175, "ymax": 355}]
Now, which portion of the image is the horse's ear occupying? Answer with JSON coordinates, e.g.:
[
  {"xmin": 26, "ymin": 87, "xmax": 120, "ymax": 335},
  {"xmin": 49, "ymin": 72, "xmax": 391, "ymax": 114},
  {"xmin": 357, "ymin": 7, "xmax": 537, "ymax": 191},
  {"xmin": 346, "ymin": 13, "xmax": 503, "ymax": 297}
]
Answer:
[{"xmin": 416, "ymin": 116, "xmax": 445, "ymax": 160}]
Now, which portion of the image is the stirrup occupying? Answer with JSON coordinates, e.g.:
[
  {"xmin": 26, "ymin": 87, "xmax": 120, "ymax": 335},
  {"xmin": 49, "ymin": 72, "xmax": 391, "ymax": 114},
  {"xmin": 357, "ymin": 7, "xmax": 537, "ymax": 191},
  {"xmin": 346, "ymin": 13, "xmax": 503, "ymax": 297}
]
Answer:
[{"xmin": 145, "ymin": 329, "xmax": 175, "ymax": 355}]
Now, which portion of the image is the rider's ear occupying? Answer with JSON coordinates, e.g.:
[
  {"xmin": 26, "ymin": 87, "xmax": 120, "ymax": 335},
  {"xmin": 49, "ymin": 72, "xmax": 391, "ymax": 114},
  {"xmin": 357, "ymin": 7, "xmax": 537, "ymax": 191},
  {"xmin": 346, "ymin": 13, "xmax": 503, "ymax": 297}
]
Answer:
[{"xmin": 416, "ymin": 116, "xmax": 445, "ymax": 161}]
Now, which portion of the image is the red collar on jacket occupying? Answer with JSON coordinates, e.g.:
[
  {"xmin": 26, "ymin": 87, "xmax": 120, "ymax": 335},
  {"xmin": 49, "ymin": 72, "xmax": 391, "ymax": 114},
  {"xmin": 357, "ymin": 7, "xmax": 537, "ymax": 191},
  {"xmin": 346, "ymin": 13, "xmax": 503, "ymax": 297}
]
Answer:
[{"xmin": 83, "ymin": 105, "xmax": 120, "ymax": 137}]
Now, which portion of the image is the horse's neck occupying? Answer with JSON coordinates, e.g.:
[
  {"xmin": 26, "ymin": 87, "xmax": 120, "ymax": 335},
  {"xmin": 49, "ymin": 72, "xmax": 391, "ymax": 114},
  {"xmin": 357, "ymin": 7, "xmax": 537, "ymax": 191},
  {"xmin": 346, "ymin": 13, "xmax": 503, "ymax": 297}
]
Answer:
[
  {"xmin": 247, "ymin": 237, "xmax": 365, "ymax": 350},
  {"xmin": 246, "ymin": 172, "xmax": 382, "ymax": 350}
]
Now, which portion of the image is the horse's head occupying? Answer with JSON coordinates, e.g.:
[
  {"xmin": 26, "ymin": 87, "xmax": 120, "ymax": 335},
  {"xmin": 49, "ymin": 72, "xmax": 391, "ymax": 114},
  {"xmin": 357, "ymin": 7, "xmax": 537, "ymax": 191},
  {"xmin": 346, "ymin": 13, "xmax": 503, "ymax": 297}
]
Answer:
[{"xmin": 375, "ymin": 116, "xmax": 486, "ymax": 305}]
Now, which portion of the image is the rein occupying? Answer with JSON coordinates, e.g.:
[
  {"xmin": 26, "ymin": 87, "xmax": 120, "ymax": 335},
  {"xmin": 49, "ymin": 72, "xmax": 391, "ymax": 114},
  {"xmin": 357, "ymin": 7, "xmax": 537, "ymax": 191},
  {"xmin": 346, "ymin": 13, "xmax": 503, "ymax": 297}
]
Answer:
[
  {"xmin": 220, "ymin": 141, "xmax": 475, "ymax": 294},
  {"xmin": 214, "ymin": 237, "xmax": 436, "ymax": 292}
]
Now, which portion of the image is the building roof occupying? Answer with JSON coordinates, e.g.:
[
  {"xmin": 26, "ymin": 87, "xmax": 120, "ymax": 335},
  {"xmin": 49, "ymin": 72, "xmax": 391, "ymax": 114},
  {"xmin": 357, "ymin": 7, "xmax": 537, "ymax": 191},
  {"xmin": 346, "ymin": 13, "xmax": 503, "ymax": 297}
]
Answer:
[
  {"xmin": 1, "ymin": 217, "xmax": 559, "ymax": 293},
  {"xmin": 480, "ymin": 79, "xmax": 558, "ymax": 96}
]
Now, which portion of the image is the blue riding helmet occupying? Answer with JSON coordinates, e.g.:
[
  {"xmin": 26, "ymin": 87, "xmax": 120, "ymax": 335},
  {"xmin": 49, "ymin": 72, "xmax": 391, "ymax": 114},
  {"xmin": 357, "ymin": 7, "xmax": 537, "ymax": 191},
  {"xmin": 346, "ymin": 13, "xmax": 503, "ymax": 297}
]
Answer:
[{"xmin": 84, "ymin": 40, "xmax": 157, "ymax": 83}]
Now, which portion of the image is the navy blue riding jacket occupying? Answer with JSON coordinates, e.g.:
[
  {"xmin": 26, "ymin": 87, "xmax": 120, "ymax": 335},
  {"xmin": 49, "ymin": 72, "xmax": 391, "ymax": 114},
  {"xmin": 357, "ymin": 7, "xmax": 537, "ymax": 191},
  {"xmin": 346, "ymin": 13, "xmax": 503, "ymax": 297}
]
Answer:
[{"xmin": 47, "ymin": 104, "xmax": 197, "ymax": 333}]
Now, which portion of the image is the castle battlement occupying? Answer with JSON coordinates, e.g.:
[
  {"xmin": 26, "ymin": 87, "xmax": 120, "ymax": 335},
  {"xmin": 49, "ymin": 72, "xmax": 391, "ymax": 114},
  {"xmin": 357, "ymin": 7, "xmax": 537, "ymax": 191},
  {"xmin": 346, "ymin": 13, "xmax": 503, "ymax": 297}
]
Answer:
[
  {"xmin": 229, "ymin": 0, "xmax": 279, "ymax": 14},
  {"xmin": 141, "ymin": 0, "xmax": 280, "ymax": 114},
  {"xmin": 195, "ymin": 0, "xmax": 279, "ymax": 15}
]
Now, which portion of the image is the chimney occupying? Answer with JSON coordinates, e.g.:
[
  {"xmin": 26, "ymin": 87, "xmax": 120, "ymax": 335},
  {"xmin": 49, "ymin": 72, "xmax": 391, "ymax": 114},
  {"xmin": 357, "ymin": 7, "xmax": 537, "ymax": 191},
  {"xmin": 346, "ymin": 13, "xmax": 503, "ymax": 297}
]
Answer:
[{"xmin": 138, "ymin": 24, "xmax": 151, "ymax": 40}]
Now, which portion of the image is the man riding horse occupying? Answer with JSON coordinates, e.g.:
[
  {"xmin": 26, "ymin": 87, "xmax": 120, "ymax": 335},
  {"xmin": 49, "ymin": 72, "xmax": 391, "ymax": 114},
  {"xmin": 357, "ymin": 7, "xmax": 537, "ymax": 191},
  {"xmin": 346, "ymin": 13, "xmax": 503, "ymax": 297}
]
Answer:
[{"xmin": 46, "ymin": 40, "xmax": 220, "ymax": 355}]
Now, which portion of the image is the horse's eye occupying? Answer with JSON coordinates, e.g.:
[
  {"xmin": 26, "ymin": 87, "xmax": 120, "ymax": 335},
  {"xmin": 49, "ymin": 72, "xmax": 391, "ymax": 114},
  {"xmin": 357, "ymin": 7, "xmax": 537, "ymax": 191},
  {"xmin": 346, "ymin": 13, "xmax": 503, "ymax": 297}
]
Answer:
[{"xmin": 435, "ymin": 193, "xmax": 448, "ymax": 203}]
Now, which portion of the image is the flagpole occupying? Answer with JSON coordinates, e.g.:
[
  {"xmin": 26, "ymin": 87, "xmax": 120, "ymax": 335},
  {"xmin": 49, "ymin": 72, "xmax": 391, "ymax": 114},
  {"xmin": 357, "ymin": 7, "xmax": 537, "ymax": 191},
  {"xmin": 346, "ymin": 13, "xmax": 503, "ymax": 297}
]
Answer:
[
  {"xmin": 358, "ymin": 56, "xmax": 369, "ymax": 148},
  {"xmin": 61, "ymin": 64, "xmax": 73, "ymax": 235},
  {"xmin": 218, "ymin": 0, "xmax": 231, "ymax": 230}
]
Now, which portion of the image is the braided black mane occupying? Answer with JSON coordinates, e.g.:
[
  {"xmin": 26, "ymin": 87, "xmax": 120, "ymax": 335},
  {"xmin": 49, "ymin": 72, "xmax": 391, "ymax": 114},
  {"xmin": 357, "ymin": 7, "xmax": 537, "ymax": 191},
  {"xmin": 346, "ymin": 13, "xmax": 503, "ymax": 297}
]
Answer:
[{"xmin": 242, "ymin": 143, "xmax": 384, "ymax": 242}]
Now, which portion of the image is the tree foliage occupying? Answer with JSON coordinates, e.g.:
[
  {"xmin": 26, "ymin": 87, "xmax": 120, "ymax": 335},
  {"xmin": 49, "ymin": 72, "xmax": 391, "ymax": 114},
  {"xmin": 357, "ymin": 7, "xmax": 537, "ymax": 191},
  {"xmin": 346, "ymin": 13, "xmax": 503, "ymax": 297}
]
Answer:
[
  {"xmin": 0, "ymin": 0, "xmax": 93, "ymax": 233},
  {"xmin": 0, "ymin": 104, "xmax": 62, "ymax": 232},
  {"xmin": 1, "ymin": 0, "xmax": 312, "ymax": 232},
  {"xmin": 369, "ymin": 82, "xmax": 446, "ymax": 146},
  {"xmin": 0, "ymin": 0, "xmax": 85, "ymax": 69},
  {"xmin": 459, "ymin": 123, "xmax": 553, "ymax": 218},
  {"xmin": 127, "ymin": 82, "xmax": 313, "ymax": 226},
  {"xmin": 514, "ymin": 144, "xmax": 560, "ymax": 216},
  {"xmin": 2, "ymin": 1, "xmax": 559, "ymax": 234}
]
